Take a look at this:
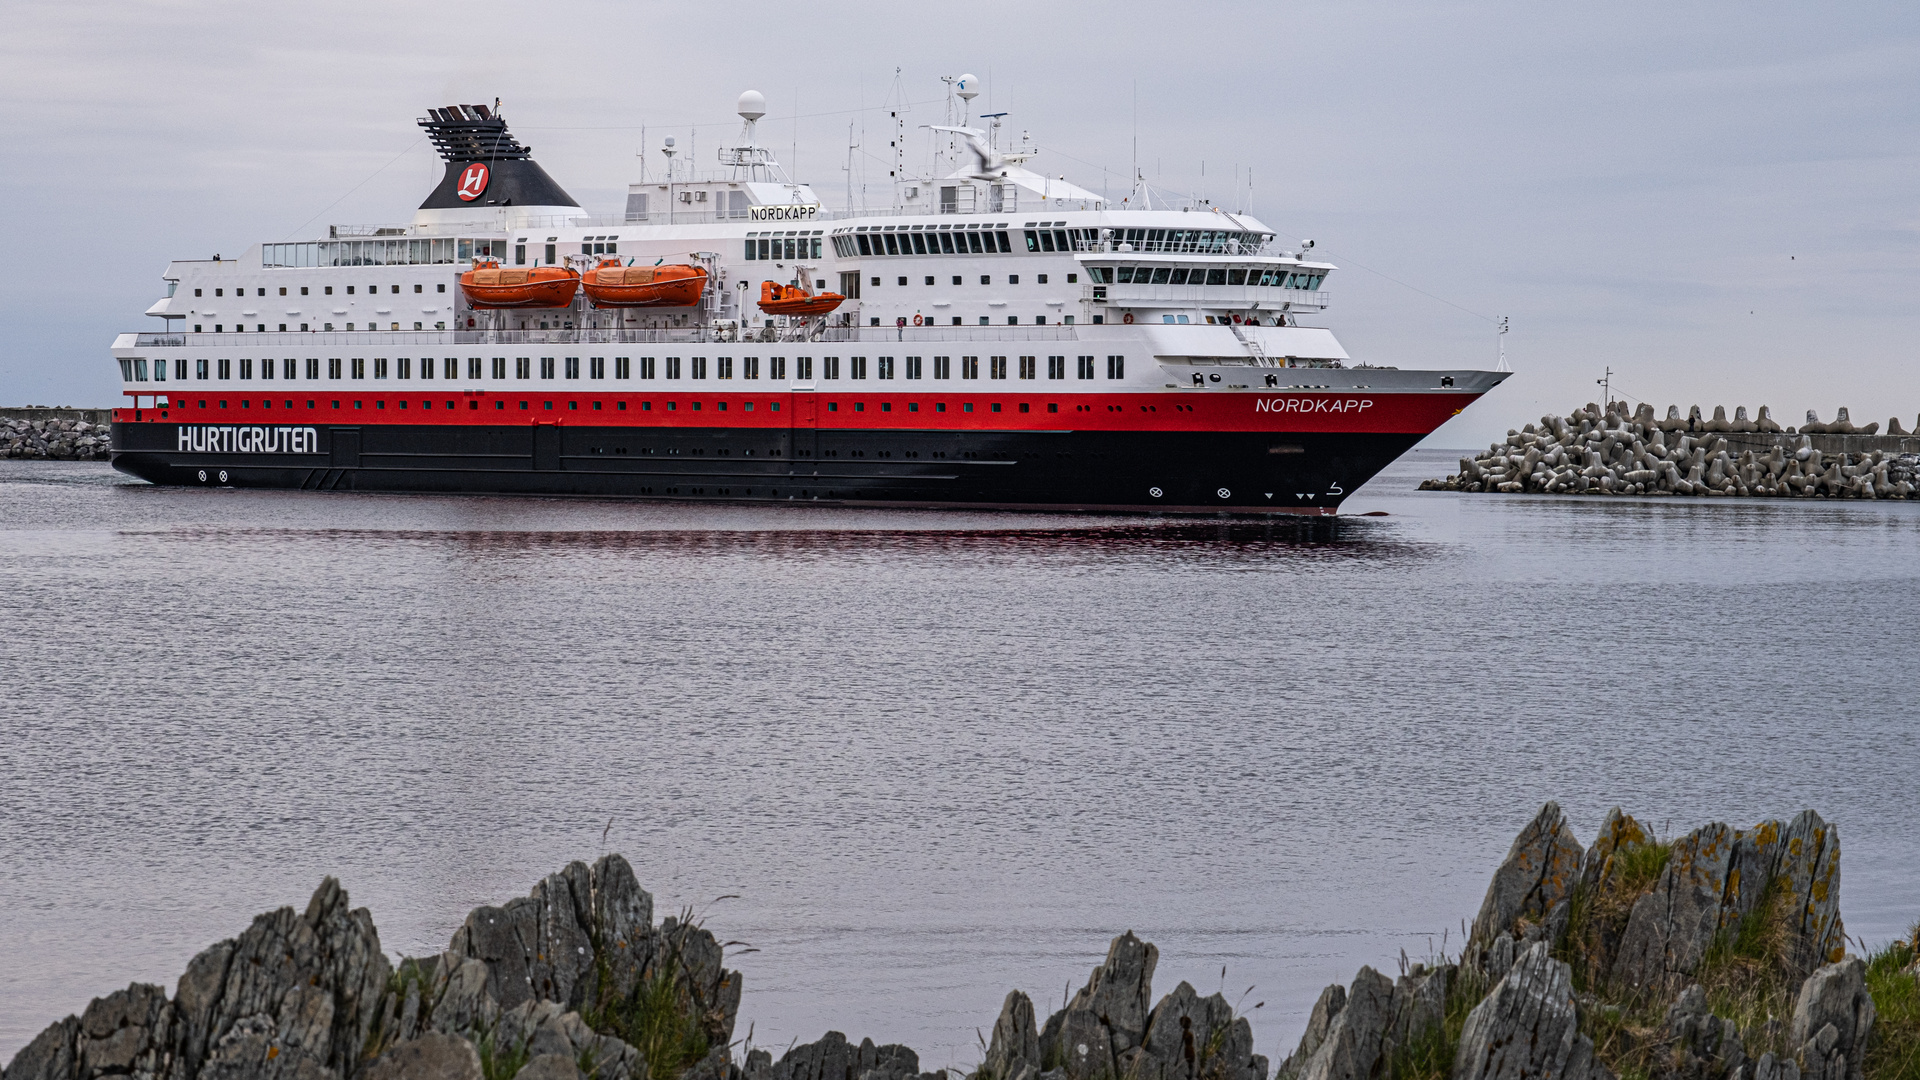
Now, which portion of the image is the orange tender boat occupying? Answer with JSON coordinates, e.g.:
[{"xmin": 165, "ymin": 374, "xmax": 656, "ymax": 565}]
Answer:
[
  {"xmin": 459, "ymin": 261, "xmax": 580, "ymax": 309},
  {"xmin": 581, "ymin": 260, "xmax": 707, "ymax": 307},
  {"xmin": 758, "ymin": 279, "xmax": 845, "ymax": 317}
]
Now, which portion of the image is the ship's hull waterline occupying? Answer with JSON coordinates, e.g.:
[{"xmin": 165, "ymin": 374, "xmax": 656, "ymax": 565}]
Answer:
[{"xmin": 110, "ymin": 416, "xmax": 1462, "ymax": 514}]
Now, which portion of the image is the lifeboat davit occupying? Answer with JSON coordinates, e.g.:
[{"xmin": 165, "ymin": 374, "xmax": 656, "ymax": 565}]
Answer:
[
  {"xmin": 459, "ymin": 261, "xmax": 580, "ymax": 309},
  {"xmin": 758, "ymin": 279, "xmax": 845, "ymax": 317},
  {"xmin": 581, "ymin": 260, "xmax": 708, "ymax": 307}
]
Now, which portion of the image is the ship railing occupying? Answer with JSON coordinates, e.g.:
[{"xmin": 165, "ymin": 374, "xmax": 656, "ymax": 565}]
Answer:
[
  {"xmin": 128, "ymin": 326, "xmax": 1092, "ymax": 350},
  {"xmin": 1085, "ymin": 284, "xmax": 1329, "ymax": 309}
]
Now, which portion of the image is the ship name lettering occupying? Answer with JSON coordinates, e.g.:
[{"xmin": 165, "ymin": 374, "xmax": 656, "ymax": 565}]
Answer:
[
  {"xmin": 177, "ymin": 425, "xmax": 320, "ymax": 454},
  {"xmin": 1255, "ymin": 397, "xmax": 1373, "ymax": 414},
  {"xmin": 749, "ymin": 204, "xmax": 820, "ymax": 221}
]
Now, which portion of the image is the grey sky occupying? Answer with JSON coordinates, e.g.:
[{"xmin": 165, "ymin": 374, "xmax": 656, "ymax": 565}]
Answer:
[{"xmin": 2, "ymin": 0, "xmax": 1915, "ymax": 448}]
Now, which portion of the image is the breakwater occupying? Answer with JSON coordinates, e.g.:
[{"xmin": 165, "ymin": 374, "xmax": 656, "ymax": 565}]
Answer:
[
  {"xmin": 1422, "ymin": 402, "xmax": 1920, "ymax": 498},
  {"xmin": 6, "ymin": 805, "xmax": 1915, "ymax": 1080},
  {"xmin": 0, "ymin": 409, "xmax": 114, "ymax": 461}
]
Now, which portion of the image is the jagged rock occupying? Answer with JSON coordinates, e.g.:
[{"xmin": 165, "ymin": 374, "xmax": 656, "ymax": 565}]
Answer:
[
  {"xmin": 684, "ymin": 1045, "xmax": 743, "ymax": 1080},
  {"xmin": 1039, "ymin": 932, "xmax": 1159, "ymax": 1078},
  {"xmin": 1611, "ymin": 812, "xmax": 1844, "ymax": 996},
  {"xmin": 983, "ymin": 991, "xmax": 1041, "ymax": 1080},
  {"xmin": 1663, "ymin": 985, "xmax": 1747, "ymax": 1080},
  {"xmin": 1753, "ymin": 1054, "xmax": 1802, "ymax": 1080},
  {"xmin": 73, "ymin": 983, "xmax": 181, "ymax": 1080},
  {"xmin": 1454, "ymin": 942, "xmax": 1607, "ymax": 1080},
  {"xmin": 447, "ymin": 858, "xmax": 632, "ymax": 1014},
  {"xmin": 1612, "ymin": 824, "xmax": 1735, "ymax": 995},
  {"xmin": 1385, "ymin": 966, "xmax": 1449, "ymax": 1054},
  {"xmin": 1, "ymin": 1016, "xmax": 81, "ymax": 1080},
  {"xmin": 1273, "ymin": 986, "xmax": 1343, "ymax": 1080},
  {"xmin": 1127, "ymin": 981, "xmax": 1265, "ymax": 1080},
  {"xmin": 429, "ymin": 954, "xmax": 502, "ymax": 1039},
  {"xmin": 1277, "ymin": 968, "xmax": 1391, "ymax": 1080},
  {"xmin": 1468, "ymin": 803, "xmax": 1584, "ymax": 971},
  {"xmin": 490, "ymin": 1001, "xmax": 644, "ymax": 1080},
  {"xmin": 360, "ymin": 1032, "xmax": 483, "ymax": 1080},
  {"xmin": 1789, "ymin": 959, "xmax": 1875, "ymax": 1080},
  {"xmin": 185, "ymin": 877, "xmax": 390, "ymax": 1080},
  {"xmin": 764, "ymin": 1033, "xmax": 924, "ymax": 1080}
]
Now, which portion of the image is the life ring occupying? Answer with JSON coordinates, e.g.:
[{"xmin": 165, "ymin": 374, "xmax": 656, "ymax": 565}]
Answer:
[
  {"xmin": 913, "ymin": 313, "xmax": 923, "ymax": 326},
  {"xmin": 1122, "ymin": 312, "xmax": 1134, "ymax": 324}
]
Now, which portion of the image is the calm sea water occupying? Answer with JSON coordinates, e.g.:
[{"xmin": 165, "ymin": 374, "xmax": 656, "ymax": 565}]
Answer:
[{"xmin": 3, "ymin": 451, "xmax": 1916, "ymax": 1067}]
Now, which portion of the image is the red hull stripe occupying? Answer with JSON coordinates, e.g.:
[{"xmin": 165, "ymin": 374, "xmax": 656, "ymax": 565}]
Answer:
[{"xmin": 120, "ymin": 390, "xmax": 1482, "ymax": 436}]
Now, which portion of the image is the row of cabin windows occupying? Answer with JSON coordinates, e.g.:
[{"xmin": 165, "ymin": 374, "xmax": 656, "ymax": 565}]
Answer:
[
  {"xmin": 160, "ymin": 397, "xmax": 1109, "ymax": 417},
  {"xmin": 827, "ymin": 226, "xmax": 1269, "ymax": 259},
  {"xmin": 191, "ymin": 284, "xmax": 447, "ymax": 297},
  {"xmin": 869, "ymin": 273, "xmax": 1076, "ymax": 286},
  {"xmin": 744, "ymin": 236, "xmax": 825, "ymax": 261},
  {"xmin": 832, "ymin": 229, "xmax": 1016, "ymax": 258},
  {"xmin": 194, "ymin": 323, "xmax": 447, "ymax": 333},
  {"xmin": 1084, "ymin": 266, "xmax": 1327, "ymax": 289},
  {"xmin": 124, "ymin": 355, "xmax": 1128, "ymax": 383}
]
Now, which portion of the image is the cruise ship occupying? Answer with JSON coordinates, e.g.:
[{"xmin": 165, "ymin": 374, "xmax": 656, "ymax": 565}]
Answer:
[{"xmin": 110, "ymin": 79, "xmax": 1507, "ymax": 512}]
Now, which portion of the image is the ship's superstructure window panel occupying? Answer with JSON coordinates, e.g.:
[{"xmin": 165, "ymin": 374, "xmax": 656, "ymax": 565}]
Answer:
[
  {"xmin": 666, "ymin": 357, "xmax": 681, "ymax": 379},
  {"xmin": 823, "ymin": 356, "xmax": 839, "ymax": 380},
  {"xmin": 613, "ymin": 357, "xmax": 629, "ymax": 379},
  {"xmin": 589, "ymin": 357, "xmax": 604, "ymax": 379},
  {"xmin": 1107, "ymin": 355, "xmax": 1126, "ymax": 379},
  {"xmin": 717, "ymin": 357, "xmax": 733, "ymax": 380},
  {"xmin": 905, "ymin": 356, "xmax": 922, "ymax": 379},
  {"xmin": 742, "ymin": 356, "xmax": 758, "ymax": 380},
  {"xmin": 850, "ymin": 356, "xmax": 867, "ymax": 380},
  {"xmin": 351, "ymin": 358, "xmax": 366, "ymax": 379},
  {"xmin": 789, "ymin": 356, "xmax": 805, "ymax": 379},
  {"xmin": 1018, "ymin": 356, "xmax": 1035, "ymax": 379},
  {"xmin": 373, "ymin": 358, "xmax": 388, "ymax": 380},
  {"xmin": 639, "ymin": 357, "xmax": 656, "ymax": 379},
  {"xmin": 1047, "ymin": 356, "xmax": 1065, "ymax": 380},
  {"xmin": 877, "ymin": 356, "xmax": 894, "ymax": 380},
  {"xmin": 492, "ymin": 357, "xmax": 508, "ymax": 380},
  {"xmin": 691, "ymin": 357, "xmax": 707, "ymax": 380},
  {"xmin": 566, "ymin": 357, "xmax": 581, "ymax": 379},
  {"xmin": 306, "ymin": 359, "xmax": 320, "ymax": 380}
]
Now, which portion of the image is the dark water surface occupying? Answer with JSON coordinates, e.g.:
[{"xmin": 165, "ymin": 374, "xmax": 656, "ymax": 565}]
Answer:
[{"xmin": 3, "ymin": 451, "xmax": 1916, "ymax": 1066}]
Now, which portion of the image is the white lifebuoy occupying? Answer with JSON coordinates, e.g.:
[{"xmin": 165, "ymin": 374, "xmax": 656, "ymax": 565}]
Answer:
[
  {"xmin": 913, "ymin": 313, "xmax": 923, "ymax": 326},
  {"xmin": 1122, "ymin": 312, "xmax": 1134, "ymax": 324}
]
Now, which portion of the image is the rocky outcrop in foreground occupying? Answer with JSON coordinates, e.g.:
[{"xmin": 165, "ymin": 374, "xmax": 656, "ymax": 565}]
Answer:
[
  {"xmin": 8, "ymin": 807, "xmax": 1913, "ymax": 1080},
  {"xmin": 1, "ymin": 416, "xmax": 111, "ymax": 460},
  {"xmin": 1422, "ymin": 401, "xmax": 1920, "ymax": 498}
]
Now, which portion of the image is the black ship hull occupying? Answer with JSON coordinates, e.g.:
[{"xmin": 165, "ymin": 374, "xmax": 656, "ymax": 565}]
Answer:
[{"xmin": 111, "ymin": 421, "xmax": 1419, "ymax": 513}]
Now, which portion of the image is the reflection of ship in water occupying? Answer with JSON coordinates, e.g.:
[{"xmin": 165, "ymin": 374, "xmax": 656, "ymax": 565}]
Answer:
[{"xmin": 109, "ymin": 77, "xmax": 1505, "ymax": 513}]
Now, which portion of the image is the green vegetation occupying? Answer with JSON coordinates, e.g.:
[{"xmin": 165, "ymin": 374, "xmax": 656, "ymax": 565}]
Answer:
[
  {"xmin": 1863, "ymin": 927, "xmax": 1920, "ymax": 1080},
  {"xmin": 583, "ymin": 916, "xmax": 714, "ymax": 1080},
  {"xmin": 1384, "ymin": 965, "xmax": 1489, "ymax": 1080}
]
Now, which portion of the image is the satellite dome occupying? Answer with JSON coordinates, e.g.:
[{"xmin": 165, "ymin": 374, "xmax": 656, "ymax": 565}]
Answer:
[
  {"xmin": 737, "ymin": 90, "xmax": 766, "ymax": 122},
  {"xmin": 955, "ymin": 74, "xmax": 979, "ymax": 101}
]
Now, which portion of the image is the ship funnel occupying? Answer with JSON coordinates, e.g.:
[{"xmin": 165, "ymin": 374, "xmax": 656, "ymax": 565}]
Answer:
[{"xmin": 415, "ymin": 104, "xmax": 579, "ymax": 223}]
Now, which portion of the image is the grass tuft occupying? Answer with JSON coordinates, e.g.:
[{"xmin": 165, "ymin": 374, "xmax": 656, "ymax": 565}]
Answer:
[{"xmin": 1864, "ymin": 929, "xmax": 1920, "ymax": 1080}]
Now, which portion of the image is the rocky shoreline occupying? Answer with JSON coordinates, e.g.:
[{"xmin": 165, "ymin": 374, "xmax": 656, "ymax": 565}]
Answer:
[
  {"xmin": 5, "ymin": 805, "xmax": 1915, "ymax": 1080},
  {"xmin": 1422, "ymin": 402, "xmax": 1920, "ymax": 498},
  {"xmin": 0, "ymin": 410, "xmax": 114, "ymax": 461}
]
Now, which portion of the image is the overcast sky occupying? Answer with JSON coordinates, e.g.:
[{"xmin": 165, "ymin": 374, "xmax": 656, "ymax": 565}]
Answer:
[{"xmin": 2, "ymin": 0, "xmax": 1916, "ymax": 448}]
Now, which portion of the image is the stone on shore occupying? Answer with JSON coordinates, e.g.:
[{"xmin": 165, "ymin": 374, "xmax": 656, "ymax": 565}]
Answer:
[{"xmin": 1453, "ymin": 942, "xmax": 1608, "ymax": 1080}]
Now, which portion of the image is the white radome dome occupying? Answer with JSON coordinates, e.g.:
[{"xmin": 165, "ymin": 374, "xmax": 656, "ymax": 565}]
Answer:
[
  {"xmin": 737, "ymin": 90, "xmax": 766, "ymax": 122},
  {"xmin": 955, "ymin": 74, "xmax": 979, "ymax": 101}
]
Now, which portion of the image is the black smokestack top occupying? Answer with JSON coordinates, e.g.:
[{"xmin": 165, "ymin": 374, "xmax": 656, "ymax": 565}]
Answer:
[{"xmin": 416, "ymin": 104, "xmax": 578, "ymax": 210}]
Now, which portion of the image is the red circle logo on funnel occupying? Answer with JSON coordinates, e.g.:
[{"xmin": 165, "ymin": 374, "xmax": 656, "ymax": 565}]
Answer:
[{"xmin": 457, "ymin": 162, "xmax": 489, "ymax": 201}]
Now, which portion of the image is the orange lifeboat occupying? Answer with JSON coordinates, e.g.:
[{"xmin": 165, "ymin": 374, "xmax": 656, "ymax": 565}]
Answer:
[
  {"xmin": 758, "ymin": 279, "xmax": 845, "ymax": 317},
  {"xmin": 459, "ymin": 261, "xmax": 580, "ymax": 309},
  {"xmin": 581, "ymin": 259, "xmax": 708, "ymax": 307}
]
